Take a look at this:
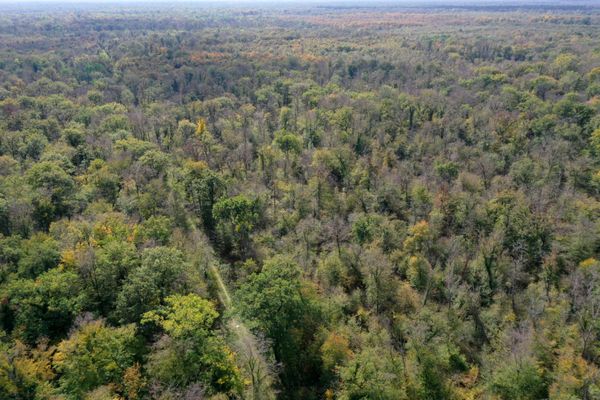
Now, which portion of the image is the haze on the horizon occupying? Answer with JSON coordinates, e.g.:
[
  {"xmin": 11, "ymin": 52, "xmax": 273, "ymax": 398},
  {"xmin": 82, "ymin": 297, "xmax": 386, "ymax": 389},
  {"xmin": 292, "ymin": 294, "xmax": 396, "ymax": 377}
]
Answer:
[{"xmin": 0, "ymin": 0, "xmax": 599, "ymax": 4}]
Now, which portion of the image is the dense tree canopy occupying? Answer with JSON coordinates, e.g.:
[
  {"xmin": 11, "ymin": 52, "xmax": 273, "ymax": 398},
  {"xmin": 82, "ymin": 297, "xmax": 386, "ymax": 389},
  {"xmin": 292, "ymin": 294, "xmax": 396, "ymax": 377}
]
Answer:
[{"xmin": 0, "ymin": 2, "xmax": 599, "ymax": 399}]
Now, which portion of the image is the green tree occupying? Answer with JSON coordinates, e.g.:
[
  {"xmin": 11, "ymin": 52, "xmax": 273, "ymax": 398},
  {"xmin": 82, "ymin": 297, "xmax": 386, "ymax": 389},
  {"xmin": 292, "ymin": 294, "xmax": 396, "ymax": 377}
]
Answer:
[
  {"xmin": 86, "ymin": 159, "xmax": 120, "ymax": 204},
  {"xmin": 26, "ymin": 161, "xmax": 75, "ymax": 229},
  {"xmin": 53, "ymin": 320, "xmax": 138, "ymax": 399},
  {"xmin": 236, "ymin": 256, "xmax": 321, "ymax": 392},
  {"xmin": 435, "ymin": 161, "xmax": 460, "ymax": 183},
  {"xmin": 337, "ymin": 347, "xmax": 405, "ymax": 400},
  {"xmin": 142, "ymin": 294, "xmax": 241, "ymax": 396},
  {"xmin": 6, "ymin": 268, "xmax": 81, "ymax": 344},
  {"xmin": 114, "ymin": 246, "xmax": 186, "ymax": 324},
  {"xmin": 213, "ymin": 194, "xmax": 260, "ymax": 259},
  {"xmin": 274, "ymin": 131, "xmax": 302, "ymax": 177},
  {"xmin": 183, "ymin": 161, "xmax": 226, "ymax": 232},
  {"xmin": 489, "ymin": 360, "xmax": 548, "ymax": 400},
  {"xmin": 77, "ymin": 240, "xmax": 139, "ymax": 317},
  {"xmin": 17, "ymin": 233, "xmax": 60, "ymax": 279}
]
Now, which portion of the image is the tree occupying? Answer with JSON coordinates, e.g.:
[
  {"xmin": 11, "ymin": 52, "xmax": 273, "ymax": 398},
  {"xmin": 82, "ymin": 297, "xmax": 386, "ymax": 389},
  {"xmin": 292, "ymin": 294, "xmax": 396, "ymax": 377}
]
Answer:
[
  {"xmin": 142, "ymin": 294, "xmax": 241, "ymax": 396},
  {"xmin": 569, "ymin": 259, "xmax": 600, "ymax": 363},
  {"xmin": 274, "ymin": 131, "xmax": 302, "ymax": 177},
  {"xmin": 320, "ymin": 331, "xmax": 352, "ymax": 378},
  {"xmin": 435, "ymin": 161, "xmax": 460, "ymax": 183},
  {"xmin": 6, "ymin": 268, "xmax": 82, "ymax": 344},
  {"xmin": 213, "ymin": 194, "xmax": 261, "ymax": 259},
  {"xmin": 236, "ymin": 256, "xmax": 321, "ymax": 392},
  {"xmin": 337, "ymin": 346, "xmax": 405, "ymax": 400},
  {"xmin": 194, "ymin": 118, "xmax": 218, "ymax": 164},
  {"xmin": 352, "ymin": 213, "xmax": 380, "ymax": 245},
  {"xmin": 53, "ymin": 320, "xmax": 139, "ymax": 399},
  {"xmin": 17, "ymin": 233, "xmax": 60, "ymax": 279},
  {"xmin": 488, "ymin": 360, "xmax": 547, "ymax": 400},
  {"xmin": 183, "ymin": 161, "xmax": 226, "ymax": 232},
  {"xmin": 0, "ymin": 340, "xmax": 55, "ymax": 400},
  {"xmin": 134, "ymin": 215, "xmax": 172, "ymax": 246},
  {"xmin": 362, "ymin": 247, "xmax": 397, "ymax": 314},
  {"xmin": 25, "ymin": 161, "xmax": 75, "ymax": 229},
  {"xmin": 77, "ymin": 239, "xmax": 139, "ymax": 317},
  {"xmin": 114, "ymin": 247, "xmax": 186, "ymax": 324},
  {"xmin": 86, "ymin": 159, "xmax": 120, "ymax": 204},
  {"xmin": 416, "ymin": 351, "xmax": 452, "ymax": 400}
]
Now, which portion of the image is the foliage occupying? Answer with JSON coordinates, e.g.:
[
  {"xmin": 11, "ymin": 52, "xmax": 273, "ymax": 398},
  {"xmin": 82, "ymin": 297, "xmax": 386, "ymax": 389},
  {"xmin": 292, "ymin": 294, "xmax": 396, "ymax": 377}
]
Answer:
[
  {"xmin": 142, "ymin": 294, "xmax": 241, "ymax": 396},
  {"xmin": 53, "ymin": 320, "xmax": 138, "ymax": 399},
  {"xmin": 0, "ymin": 3, "xmax": 599, "ymax": 399}
]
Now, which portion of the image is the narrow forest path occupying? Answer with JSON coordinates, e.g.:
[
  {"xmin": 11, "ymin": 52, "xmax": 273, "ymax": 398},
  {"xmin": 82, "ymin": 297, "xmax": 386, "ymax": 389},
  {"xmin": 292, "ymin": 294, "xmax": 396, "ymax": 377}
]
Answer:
[
  {"xmin": 209, "ymin": 263, "xmax": 233, "ymax": 307},
  {"xmin": 186, "ymin": 221, "xmax": 275, "ymax": 400},
  {"xmin": 208, "ymin": 263, "xmax": 276, "ymax": 400}
]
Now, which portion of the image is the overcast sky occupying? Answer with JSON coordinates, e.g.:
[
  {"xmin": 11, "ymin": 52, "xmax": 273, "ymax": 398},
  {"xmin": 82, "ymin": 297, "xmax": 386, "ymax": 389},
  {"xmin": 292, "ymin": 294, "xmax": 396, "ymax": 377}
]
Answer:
[{"xmin": 0, "ymin": 0, "xmax": 598, "ymax": 3}]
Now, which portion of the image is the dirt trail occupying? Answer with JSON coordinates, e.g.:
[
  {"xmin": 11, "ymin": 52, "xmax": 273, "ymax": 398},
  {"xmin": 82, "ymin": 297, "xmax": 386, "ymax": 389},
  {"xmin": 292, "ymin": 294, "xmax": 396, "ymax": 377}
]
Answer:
[{"xmin": 208, "ymin": 263, "xmax": 276, "ymax": 400}]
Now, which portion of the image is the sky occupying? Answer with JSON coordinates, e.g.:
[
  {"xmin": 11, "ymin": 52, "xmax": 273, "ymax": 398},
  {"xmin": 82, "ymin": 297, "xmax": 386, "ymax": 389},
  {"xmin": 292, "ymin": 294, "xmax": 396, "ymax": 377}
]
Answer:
[{"xmin": 0, "ymin": 0, "xmax": 598, "ymax": 3}]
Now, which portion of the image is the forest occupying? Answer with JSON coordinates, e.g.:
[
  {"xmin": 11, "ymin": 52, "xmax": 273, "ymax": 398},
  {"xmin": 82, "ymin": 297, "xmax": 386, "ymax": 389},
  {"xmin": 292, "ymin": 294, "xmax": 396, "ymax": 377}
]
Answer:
[{"xmin": 0, "ymin": 1, "xmax": 599, "ymax": 399}]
